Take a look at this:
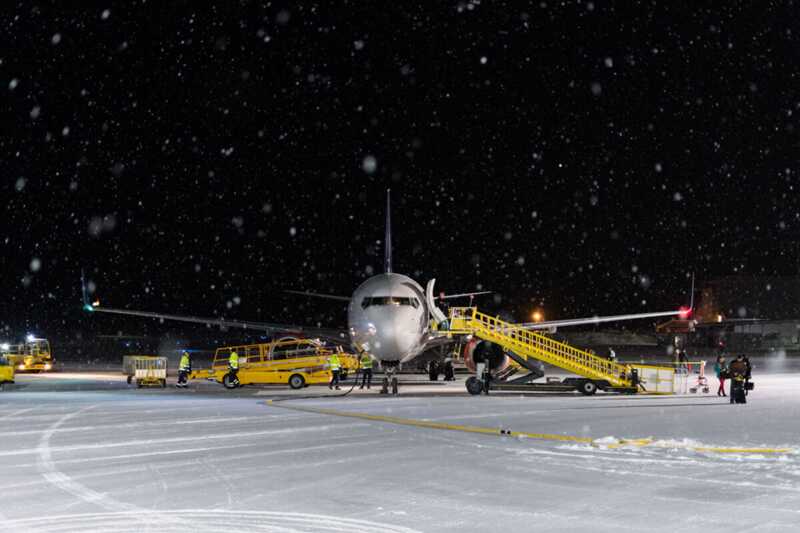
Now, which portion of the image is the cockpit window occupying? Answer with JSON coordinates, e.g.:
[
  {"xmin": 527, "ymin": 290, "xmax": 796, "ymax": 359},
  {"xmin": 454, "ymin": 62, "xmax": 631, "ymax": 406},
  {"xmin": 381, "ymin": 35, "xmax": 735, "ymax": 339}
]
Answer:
[{"xmin": 361, "ymin": 296, "xmax": 420, "ymax": 309}]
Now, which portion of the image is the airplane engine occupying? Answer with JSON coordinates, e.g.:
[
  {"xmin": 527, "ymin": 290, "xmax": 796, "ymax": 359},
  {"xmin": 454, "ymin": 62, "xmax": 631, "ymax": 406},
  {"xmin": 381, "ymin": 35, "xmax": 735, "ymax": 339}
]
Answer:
[{"xmin": 462, "ymin": 338, "xmax": 509, "ymax": 374}]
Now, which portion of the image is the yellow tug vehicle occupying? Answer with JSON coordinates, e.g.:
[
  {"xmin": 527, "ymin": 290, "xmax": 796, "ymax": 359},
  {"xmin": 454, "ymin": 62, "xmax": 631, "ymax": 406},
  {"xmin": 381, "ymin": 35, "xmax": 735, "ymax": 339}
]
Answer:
[
  {"xmin": 0, "ymin": 354, "xmax": 14, "ymax": 390},
  {"xmin": 191, "ymin": 338, "xmax": 358, "ymax": 389}
]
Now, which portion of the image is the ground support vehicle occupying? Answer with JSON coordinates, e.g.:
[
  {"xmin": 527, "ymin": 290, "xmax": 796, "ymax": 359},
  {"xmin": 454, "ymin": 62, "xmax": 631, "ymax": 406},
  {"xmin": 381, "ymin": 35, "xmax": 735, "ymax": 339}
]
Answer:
[
  {"xmin": 122, "ymin": 355, "xmax": 167, "ymax": 388},
  {"xmin": 448, "ymin": 307, "xmax": 683, "ymax": 396},
  {"xmin": 0, "ymin": 355, "xmax": 14, "ymax": 390},
  {"xmin": 190, "ymin": 338, "xmax": 358, "ymax": 390},
  {"xmin": 1, "ymin": 338, "xmax": 53, "ymax": 372}
]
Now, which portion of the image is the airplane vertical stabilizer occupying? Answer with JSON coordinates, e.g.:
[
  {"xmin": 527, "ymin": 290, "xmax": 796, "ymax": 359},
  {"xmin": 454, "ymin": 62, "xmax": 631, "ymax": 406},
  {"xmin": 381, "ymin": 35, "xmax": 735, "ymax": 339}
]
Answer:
[{"xmin": 385, "ymin": 189, "xmax": 393, "ymax": 273}]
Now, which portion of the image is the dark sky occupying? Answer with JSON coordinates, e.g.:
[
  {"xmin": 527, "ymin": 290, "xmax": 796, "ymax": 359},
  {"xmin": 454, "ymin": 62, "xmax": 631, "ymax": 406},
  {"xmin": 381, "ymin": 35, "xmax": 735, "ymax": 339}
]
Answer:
[{"xmin": 2, "ymin": 2, "xmax": 800, "ymax": 342}]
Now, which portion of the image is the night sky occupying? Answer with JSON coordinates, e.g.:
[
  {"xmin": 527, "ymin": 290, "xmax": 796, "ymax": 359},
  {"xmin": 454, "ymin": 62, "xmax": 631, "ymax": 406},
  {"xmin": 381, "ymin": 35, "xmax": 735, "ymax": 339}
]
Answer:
[{"xmin": 3, "ymin": 2, "xmax": 800, "ymax": 343}]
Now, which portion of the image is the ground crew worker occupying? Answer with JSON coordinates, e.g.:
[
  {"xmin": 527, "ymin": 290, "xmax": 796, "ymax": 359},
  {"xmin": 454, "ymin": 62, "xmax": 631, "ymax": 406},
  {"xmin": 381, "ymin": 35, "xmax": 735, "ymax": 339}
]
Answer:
[
  {"xmin": 328, "ymin": 352, "xmax": 341, "ymax": 390},
  {"xmin": 743, "ymin": 355, "xmax": 752, "ymax": 395},
  {"xmin": 359, "ymin": 352, "xmax": 373, "ymax": 389},
  {"xmin": 607, "ymin": 348, "xmax": 617, "ymax": 362},
  {"xmin": 177, "ymin": 351, "xmax": 191, "ymax": 388},
  {"xmin": 443, "ymin": 358, "xmax": 455, "ymax": 381},
  {"xmin": 228, "ymin": 350, "xmax": 240, "ymax": 387},
  {"xmin": 428, "ymin": 360, "xmax": 439, "ymax": 381},
  {"xmin": 728, "ymin": 355, "xmax": 747, "ymax": 404}
]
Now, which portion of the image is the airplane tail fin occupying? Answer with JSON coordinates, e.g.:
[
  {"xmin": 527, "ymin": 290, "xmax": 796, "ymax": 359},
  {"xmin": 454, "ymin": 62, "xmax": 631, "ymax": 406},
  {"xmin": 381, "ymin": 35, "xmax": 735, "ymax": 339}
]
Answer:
[
  {"xmin": 385, "ymin": 189, "xmax": 392, "ymax": 274},
  {"xmin": 81, "ymin": 269, "xmax": 92, "ymax": 311},
  {"xmin": 678, "ymin": 272, "xmax": 696, "ymax": 319}
]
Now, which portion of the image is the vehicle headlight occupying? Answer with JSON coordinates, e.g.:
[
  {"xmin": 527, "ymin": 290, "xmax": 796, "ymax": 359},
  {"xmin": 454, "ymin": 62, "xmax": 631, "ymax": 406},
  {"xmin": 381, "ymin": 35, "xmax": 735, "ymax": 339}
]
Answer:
[{"xmin": 18, "ymin": 364, "xmax": 25, "ymax": 370}]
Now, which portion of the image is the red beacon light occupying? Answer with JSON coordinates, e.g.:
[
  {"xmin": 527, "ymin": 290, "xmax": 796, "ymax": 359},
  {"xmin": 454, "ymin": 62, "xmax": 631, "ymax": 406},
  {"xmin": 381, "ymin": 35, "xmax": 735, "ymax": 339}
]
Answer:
[{"xmin": 678, "ymin": 307, "xmax": 692, "ymax": 318}]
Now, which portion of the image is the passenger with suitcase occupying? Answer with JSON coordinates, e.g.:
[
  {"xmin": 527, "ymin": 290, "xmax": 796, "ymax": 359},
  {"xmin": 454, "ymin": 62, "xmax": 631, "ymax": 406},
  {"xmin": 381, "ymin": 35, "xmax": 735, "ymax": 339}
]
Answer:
[{"xmin": 714, "ymin": 355, "xmax": 727, "ymax": 397}]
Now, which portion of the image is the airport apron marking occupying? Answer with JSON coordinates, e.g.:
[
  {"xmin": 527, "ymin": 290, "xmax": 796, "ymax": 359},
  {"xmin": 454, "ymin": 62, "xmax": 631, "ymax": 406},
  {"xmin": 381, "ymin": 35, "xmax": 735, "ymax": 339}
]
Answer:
[{"xmin": 265, "ymin": 401, "xmax": 795, "ymax": 455}]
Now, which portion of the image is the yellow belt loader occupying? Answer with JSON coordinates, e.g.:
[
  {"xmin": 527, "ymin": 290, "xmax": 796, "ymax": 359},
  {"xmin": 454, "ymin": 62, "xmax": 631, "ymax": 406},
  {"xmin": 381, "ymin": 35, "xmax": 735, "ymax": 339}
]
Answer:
[{"xmin": 190, "ymin": 338, "xmax": 358, "ymax": 389}]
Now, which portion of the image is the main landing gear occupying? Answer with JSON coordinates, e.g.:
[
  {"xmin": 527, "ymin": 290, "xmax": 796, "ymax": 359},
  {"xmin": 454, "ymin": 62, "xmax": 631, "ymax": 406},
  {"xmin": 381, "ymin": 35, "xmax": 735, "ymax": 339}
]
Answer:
[{"xmin": 380, "ymin": 362, "xmax": 400, "ymax": 395}]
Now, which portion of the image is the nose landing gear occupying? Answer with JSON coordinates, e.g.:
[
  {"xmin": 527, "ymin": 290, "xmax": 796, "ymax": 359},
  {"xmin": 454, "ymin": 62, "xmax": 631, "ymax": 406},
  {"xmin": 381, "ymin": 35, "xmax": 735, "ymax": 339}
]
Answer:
[{"xmin": 380, "ymin": 362, "xmax": 400, "ymax": 395}]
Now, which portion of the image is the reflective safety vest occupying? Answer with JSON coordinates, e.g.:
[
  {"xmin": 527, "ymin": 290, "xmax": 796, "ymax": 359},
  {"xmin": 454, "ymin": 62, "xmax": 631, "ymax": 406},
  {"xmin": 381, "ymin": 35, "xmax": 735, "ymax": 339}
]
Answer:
[
  {"xmin": 229, "ymin": 352, "xmax": 239, "ymax": 370},
  {"xmin": 360, "ymin": 354, "xmax": 373, "ymax": 369},
  {"xmin": 179, "ymin": 354, "xmax": 191, "ymax": 371},
  {"xmin": 328, "ymin": 354, "xmax": 341, "ymax": 371}
]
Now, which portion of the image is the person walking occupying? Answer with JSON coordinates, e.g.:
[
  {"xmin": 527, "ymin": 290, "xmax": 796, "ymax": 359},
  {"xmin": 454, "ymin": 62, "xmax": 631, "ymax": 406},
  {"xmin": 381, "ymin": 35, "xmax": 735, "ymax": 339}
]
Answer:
[
  {"xmin": 743, "ymin": 355, "xmax": 752, "ymax": 395},
  {"xmin": 714, "ymin": 355, "xmax": 727, "ymax": 397},
  {"xmin": 678, "ymin": 350, "xmax": 689, "ymax": 374},
  {"xmin": 177, "ymin": 351, "xmax": 191, "ymax": 388},
  {"xmin": 728, "ymin": 355, "xmax": 747, "ymax": 404},
  {"xmin": 428, "ymin": 360, "xmax": 439, "ymax": 381},
  {"xmin": 227, "ymin": 350, "xmax": 240, "ymax": 387},
  {"xmin": 607, "ymin": 348, "xmax": 617, "ymax": 363},
  {"xmin": 443, "ymin": 358, "xmax": 455, "ymax": 381},
  {"xmin": 359, "ymin": 352, "xmax": 373, "ymax": 389},
  {"xmin": 328, "ymin": 352, "xmax": 342, "ymax": 390}
]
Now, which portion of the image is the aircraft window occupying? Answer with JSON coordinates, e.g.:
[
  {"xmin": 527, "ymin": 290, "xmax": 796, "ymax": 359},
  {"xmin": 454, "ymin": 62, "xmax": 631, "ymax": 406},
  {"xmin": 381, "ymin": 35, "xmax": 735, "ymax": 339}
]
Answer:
[{"xmin": 361, "ymin": 297, "xmax": 420, "ymax": 309}]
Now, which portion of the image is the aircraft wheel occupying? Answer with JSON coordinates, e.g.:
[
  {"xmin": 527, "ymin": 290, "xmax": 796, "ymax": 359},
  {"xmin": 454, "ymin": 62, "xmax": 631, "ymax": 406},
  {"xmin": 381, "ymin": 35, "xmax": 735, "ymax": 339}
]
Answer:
[
  {"xmin": 465, "ymin": 376, "xmax": 484, "ymax": 395},
  {"xmin": 126, "ymin": 375, "xmax": 132, "ymax": 385},
  {"xmin": 289, "ymin": 374, "xmax": 306, "ymax": 390},
  {"xmin": 391, "ymin": 377, "xmax": 398, "ymax": 395},
  {"xmin": 578, "ymin": 380, "xmax": 598, "ymax": 396}
]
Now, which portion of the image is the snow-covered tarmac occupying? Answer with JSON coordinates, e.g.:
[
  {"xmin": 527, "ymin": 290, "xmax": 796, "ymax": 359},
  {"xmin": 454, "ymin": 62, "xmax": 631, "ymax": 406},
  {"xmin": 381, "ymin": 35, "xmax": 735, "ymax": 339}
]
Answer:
[{"xmin": 1, "ymin": 372, "xmax": 799, "ymax": 532}]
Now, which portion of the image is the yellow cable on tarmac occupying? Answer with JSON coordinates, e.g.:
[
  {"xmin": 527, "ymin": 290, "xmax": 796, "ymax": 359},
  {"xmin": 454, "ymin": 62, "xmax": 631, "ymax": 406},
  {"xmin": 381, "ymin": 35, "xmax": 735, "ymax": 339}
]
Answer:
[{"xmin": 265, "ymin": 400, "xmax": 795, "ymax": 455}]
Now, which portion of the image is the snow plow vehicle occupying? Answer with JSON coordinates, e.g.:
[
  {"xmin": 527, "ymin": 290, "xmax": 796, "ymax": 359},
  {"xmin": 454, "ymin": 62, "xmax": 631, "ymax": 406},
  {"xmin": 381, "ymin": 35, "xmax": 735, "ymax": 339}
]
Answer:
[{"xmin": 190, "ymin": 338, "xmax": 359, "ymax": 389}]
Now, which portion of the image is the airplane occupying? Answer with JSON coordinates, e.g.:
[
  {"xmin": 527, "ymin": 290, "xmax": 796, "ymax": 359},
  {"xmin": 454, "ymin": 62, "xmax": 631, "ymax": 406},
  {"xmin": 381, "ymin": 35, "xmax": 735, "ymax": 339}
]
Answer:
[{"xmin": 83, "ymin": 190, "xmax": 690, "ymax": 394}]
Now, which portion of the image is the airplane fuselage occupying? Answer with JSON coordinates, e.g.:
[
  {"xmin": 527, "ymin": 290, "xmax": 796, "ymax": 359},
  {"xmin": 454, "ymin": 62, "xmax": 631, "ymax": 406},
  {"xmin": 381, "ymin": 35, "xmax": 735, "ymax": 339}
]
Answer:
[{"xmin": 347, "ymin": 273, "xmax": 430, "ymax": 365}]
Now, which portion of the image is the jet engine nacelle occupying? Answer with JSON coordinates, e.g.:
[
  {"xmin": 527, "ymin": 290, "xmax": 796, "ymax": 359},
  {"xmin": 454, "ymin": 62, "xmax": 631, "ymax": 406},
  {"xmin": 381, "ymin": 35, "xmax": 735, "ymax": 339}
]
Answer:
[{"xmin": 462, "ymin": 338, "xmax": 509, "ymax": 374}]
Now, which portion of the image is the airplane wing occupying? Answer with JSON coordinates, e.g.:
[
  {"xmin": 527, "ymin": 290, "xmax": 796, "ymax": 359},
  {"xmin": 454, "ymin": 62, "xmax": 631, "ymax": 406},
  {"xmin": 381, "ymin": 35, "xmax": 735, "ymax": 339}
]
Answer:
[
  {"xmin": 519, "ymin": 309, "xmax": 689, "ymax": 330},
  {"xmin": 520, "ymin": 274, "xmax": 695, "ymax": 330},
  {"xmin": 85, "ymin": 304, "xmax": 351, "ymax": 345},
  {"xmin": 81, "ymin": 273, "xmax": 349, "ymax": 344}
]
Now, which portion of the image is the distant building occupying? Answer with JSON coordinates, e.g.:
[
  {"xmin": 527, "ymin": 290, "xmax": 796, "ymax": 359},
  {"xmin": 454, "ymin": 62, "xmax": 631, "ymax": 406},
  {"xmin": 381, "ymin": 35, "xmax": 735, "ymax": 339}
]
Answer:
[
  {"xmin": 695, "ymin": 276, "xmax": 800, "ymax": 322},
  {"xmin": 694, "ymin": 318, "xmax": 800, "ymax": 352}
]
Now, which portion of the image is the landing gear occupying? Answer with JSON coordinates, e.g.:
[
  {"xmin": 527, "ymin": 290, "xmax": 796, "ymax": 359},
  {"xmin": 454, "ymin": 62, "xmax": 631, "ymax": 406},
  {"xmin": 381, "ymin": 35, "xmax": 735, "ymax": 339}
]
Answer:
[{"xmin": 380, "ymin": 362, "xmax": 401, "ymax": 395}]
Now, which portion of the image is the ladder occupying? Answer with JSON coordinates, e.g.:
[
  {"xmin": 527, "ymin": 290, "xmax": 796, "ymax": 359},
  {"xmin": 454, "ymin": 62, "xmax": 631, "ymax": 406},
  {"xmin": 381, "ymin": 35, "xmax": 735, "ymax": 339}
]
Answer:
[{"xmin": 448, "ymin": 307, "xmax": 635, "ymax": 388}]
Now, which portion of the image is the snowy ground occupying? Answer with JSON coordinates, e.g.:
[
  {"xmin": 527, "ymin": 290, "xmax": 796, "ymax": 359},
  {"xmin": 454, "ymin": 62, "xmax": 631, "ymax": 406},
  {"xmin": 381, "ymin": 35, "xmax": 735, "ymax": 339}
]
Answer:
[{"xmin": 1, "ymin": 371, "xmax": 799, "ymax": 532}]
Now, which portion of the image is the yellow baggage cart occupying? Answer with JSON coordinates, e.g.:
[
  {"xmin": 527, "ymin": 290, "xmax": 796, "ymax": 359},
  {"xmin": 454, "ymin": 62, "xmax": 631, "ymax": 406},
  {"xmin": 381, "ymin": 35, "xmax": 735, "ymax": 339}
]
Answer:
[
  {"xmin": 122, "ymin": 355, "xmax": 167, "ymax": 388},
  {"xmin": 190, "ymin": 338, "xmax": 358, "ymax": 389}
]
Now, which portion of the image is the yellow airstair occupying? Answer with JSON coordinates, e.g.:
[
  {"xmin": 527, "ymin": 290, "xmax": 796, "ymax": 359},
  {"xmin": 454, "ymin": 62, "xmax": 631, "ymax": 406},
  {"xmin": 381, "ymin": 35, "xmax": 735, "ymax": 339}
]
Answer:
[{"xmin": 448, "ymin": 307, "xmax": 679, "ymax": 395}]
